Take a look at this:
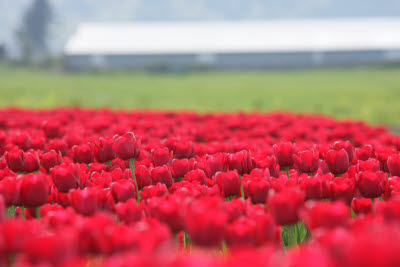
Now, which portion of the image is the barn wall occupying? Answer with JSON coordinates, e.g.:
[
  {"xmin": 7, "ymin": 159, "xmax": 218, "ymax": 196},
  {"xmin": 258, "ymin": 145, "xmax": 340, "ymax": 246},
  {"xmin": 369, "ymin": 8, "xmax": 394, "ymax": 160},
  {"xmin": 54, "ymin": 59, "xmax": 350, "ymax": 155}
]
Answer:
[{"xmin": 65, "ymin": 50, "xmax": 400, "ymax": 71}]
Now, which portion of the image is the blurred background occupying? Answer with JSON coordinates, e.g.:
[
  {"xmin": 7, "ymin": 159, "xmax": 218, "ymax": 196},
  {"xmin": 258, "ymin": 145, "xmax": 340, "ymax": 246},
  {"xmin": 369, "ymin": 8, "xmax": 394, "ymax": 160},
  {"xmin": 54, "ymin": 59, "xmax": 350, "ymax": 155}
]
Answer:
[{"xmin": 0, "ymin": 0, "xmax": 400, "ymax": 128}]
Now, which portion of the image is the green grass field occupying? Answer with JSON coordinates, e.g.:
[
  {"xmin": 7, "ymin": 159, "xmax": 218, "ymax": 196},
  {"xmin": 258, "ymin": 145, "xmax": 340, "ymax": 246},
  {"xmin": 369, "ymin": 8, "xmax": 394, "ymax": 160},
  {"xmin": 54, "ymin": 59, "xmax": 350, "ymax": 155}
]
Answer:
[{"xmin": 0, "ymin": 64, "xmax": 399, "ymax": 126}]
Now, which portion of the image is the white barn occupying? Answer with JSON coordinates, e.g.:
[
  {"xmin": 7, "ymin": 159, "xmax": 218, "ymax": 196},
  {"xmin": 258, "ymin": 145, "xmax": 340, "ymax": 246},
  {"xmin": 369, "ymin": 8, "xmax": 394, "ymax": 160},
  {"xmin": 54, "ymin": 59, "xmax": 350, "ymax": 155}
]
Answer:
[{"xmin": 64, "ymin": 18, "xmax": 400, "ymax": 70}]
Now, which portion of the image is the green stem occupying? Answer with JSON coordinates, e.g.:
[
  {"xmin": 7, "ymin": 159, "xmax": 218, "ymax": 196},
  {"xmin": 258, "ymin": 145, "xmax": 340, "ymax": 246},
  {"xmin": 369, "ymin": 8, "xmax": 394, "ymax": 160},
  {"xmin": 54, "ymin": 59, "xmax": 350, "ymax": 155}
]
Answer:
[
  {"xmin": 6, "ymin": 206, "xmax": 16, "ymax": 217},
  {"xmin": 371, "ymin": 197, "xmax": 376, "ymax": 215},
  {"xmin": 35, "ymin": 207, "xmax": 41, "ymax": 220},
  {"xmin": 221, "ymin": 240, "xmax": 228, "ymax": 253},
  {"xmin": 107, "ymin": 160, "xmax": 113, "ymax": 166},
  {"xmin": 20, "ymin": 206, "xmax": 25, "ymax": 219},
  {"xmin": 287, "ymin": 224, "xmax": 297, "ymax": 247},
  {"xmin": 128, "ymin": 158, "xmax": 140, "ymax": 203},
  {"xmin": 286, "ymin": 167, "xmax": 290, "ymax": 179},
  {"xmin": 240, "ymin": 177, "xmax": 245, "ymax": 200},
  {"xmin": 183, "ymin": 231, "xmax": 187, "ymax": 249}
]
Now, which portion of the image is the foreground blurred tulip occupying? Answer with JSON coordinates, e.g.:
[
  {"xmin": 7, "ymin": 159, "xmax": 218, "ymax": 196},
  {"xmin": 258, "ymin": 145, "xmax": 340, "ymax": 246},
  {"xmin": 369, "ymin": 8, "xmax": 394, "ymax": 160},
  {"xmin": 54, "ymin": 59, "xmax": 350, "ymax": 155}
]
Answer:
[
  {"xmin": 268, "ymin": 188, "xmax": 305, "ymax": 226},
  {"xmin": 325, "ymin": 149, "xmax": 350, "ymax": 175},
  {"xmin": 300, "ymin": 201, "xmax": 350, "ymax": 230},
  {"xmin": 268, "ymin": 188, "xmax": 305, "ymax": 247},
  {"xmin": 184, "ymin": 197, "xmax": 228, "ymax": 246}
]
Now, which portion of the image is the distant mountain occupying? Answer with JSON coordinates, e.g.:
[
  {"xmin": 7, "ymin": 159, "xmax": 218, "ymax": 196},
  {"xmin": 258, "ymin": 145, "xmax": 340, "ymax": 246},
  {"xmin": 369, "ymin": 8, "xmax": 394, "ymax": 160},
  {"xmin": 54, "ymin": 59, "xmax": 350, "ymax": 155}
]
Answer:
[{"xmin": 1, "ymin": 0, "xmax": 400, "ymax": 56}]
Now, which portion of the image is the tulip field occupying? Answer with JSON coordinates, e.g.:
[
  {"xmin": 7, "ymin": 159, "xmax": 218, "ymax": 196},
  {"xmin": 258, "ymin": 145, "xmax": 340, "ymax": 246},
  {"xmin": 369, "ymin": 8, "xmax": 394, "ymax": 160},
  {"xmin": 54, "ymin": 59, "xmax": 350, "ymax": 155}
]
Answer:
[{"xmin": 0, "ymin": 108, "xmax": 400, "ymax": 266}]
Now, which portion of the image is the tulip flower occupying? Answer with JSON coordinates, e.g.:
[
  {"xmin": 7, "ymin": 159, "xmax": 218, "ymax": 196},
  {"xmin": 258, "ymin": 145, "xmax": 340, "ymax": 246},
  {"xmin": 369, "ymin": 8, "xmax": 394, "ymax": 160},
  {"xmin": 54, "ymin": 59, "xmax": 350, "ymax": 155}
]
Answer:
[
  {"xmin": 388, "ymin": 154, "xmax": 400, "ymax": 177},
  {"xmin": 325, "ymin": 149, "xmax": 350, "ymax": 175},
  {"xmin": 113, "ymin": 132, "xmax": 141, "ymax": 202}
]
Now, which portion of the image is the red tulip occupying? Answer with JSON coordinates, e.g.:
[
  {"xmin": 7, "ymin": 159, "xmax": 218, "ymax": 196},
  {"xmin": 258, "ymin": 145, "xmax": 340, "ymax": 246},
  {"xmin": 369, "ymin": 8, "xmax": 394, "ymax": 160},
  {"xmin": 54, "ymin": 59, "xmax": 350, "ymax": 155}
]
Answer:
[
  {"xmin": 329, "ymin": 177, "xmax": 355, "ymax": 204},
  {"xmin": 151, "ymin": 166, "xmax": 173, "ymax": 188},
  {"xmin": 40, "ymin": 150, "xmax": 62, "ymax": 171},
  {"xmin": 20, "ymin": 173, "xmax": 50, "ymax": 207},
  {"xmin": 51, "ymin": 164, "xmax": 81, "ymax": 193},
  {"xmin": 151, "ymin": 147, "xmax": 171, "ymax": 167},
  {"xmin": 111, "ymin": 179, "xmax": 137, "ymax": 203},
  {"xmin": 134, "ymin": 165, "xmax": 153, "ymax": 189},
  {"xmin": 72, "ymin": 143, "xmax": 94, "ymax": 164},
  {"xmin": 247, "ymin": 177, "xmax": 270, "ymax": 204},
  {"xmin": 273, "ymin": 142, "xmax": 295, "ymax": 167},
  {"xmin": 351, "ymin": 198, "xmax": 372, "ymax": 215},
  {"xmin": 215, "ymin": 170, "xmax": 241, "ymax": 198},
  {"xmin": 113, "ymin": 132, "xmax": 141, "ymax": 160},
  {"xmin": 388, "ymin": 154, "xmax": 400, "ymax": 177},
  {"xmin": 94, "ymin": 137, "xmax": 116, "ymax": 163},
  {"xmin": 293, "ymin": 149, "xmax": 319, "ymax": 174},
  {"xmin": 227, "ymin": 150, "xmax": 254, "ymax": 174},
  {"xmin": 300, "ymin": 201, "xmax": 350, "ymax": 230},
  {"xmin": 69, "ymin": 188, "xmax": 97, "ymax": 216},
  {"xmin": 357, "ymin": 171, "xmax": 387, "ymax": 198},
  {"xmin": 267, "ymin": 187, "xmax": 305, "ymax": 225},
  {"xmin": 171, "ymin": 159, "xmax": 190, "ymax": 180},
  {"xmin": 325, "ymin": 149, "xmax": 350, "ymax": 175},
  {"xmin": 5, "ymin": 148, "xmax": 25, "ymax": 172},
  {"xmin": 183, "ymin": 169, "xmax": 208, "ymax": 185},
  {"xmin": 23, "ymin": 151, "xmax": 40, "ymax": 173},
  {"xmin": 184, "ymin": 197, "xmax": 228, "ymax": 246}
]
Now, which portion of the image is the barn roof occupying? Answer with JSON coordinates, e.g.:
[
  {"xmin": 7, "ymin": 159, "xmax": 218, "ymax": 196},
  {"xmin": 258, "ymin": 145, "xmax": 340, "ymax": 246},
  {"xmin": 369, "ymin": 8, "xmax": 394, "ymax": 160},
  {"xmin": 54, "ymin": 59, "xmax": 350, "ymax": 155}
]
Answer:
[{"xmin": 65, "ymin": 18, "xmax": 400, "ymax": 55}]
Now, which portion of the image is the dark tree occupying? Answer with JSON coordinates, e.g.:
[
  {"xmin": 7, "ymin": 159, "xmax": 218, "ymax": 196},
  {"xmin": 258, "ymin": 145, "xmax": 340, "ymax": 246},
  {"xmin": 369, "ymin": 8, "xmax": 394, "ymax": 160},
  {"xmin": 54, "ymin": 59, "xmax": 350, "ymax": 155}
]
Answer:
[{"xmin": 15, "ymin": 0, "xmax": 52, "ymax": 62}]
